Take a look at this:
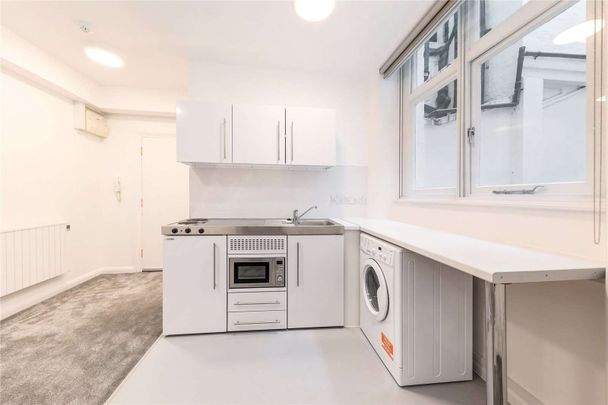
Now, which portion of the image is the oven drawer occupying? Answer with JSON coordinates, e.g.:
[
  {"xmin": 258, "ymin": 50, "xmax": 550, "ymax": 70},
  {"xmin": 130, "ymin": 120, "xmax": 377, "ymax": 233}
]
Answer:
[
  {"xmin": 228, "ymin": 310, "xmax": 286, "ymax": 331},
  {"xmin": 228, "ymin": 291, "xmax": 286, "ymax": 312}
]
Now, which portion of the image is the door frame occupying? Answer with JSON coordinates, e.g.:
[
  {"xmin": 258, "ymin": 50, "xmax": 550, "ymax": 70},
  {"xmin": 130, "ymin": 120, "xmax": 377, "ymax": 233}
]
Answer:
[{"xmin": 137, "ymin": 132, "xmax": 180, "ymax": 272}]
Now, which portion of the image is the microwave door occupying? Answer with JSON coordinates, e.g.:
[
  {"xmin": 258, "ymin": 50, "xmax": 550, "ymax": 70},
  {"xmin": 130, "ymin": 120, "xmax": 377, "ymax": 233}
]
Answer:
[{"xmin": 232, "ymin": 260, "xmax": 271, "ymax": 287}]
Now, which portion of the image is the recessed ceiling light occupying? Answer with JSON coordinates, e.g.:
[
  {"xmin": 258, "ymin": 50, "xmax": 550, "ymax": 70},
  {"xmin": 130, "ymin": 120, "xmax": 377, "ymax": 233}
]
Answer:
[
  {"xmin": 553, "ymin": 19, "xmax": 604, "ymax": 45},
  {"xmin": 84, "ymin": 46, "xmax": 124, "ymax": 68},
  {"xmin": 294, "ymin": 0, "xmax": 335, "ymax": 22}
]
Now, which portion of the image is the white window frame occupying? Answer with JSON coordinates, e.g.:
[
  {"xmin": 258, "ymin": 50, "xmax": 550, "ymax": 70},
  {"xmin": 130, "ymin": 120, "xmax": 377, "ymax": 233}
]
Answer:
[
  {"xmin": 466, "ymin": 0, "xmax": 593, "ymax": 198},
  {"xmin": 399, "ymin": 0, "xmax": 601, "ymax": 205},
  {"xmin": 400, "ymin": 6, "xmax": 463, "ymax": 198}
]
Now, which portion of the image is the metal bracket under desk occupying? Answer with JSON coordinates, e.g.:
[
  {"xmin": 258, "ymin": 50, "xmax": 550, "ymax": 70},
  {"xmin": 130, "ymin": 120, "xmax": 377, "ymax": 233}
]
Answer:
[{"xmin": 485, "ymin": 282, "xmax": 507, "ymax": 405}]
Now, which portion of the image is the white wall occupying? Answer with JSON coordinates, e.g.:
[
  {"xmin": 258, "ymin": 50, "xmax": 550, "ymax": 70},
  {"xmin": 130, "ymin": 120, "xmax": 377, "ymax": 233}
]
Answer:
[
  {"xmin": 187, "ymin": 62, "xmax": 368, "ymax": 218},
  {"xmin": 0, "ymin": 71, "xmax": 105, "ymax": 317},
  {"xmin": 366, "ymin": 72, "xmax": 606, "ymax": 404}
]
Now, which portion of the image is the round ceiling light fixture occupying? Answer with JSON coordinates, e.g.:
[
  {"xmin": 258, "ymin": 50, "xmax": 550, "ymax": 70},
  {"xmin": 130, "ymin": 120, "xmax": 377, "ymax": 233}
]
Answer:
[
  {"xmin": 553, "ymin": 19, "xmax": 605, "ymax": 45},
  {"xmin": 294, "ymin": 0, "xmax": 335, "ymax": 22},
  {"xmin": 84, "ymin": 46, "xmax": 124, "ymax": 68}
]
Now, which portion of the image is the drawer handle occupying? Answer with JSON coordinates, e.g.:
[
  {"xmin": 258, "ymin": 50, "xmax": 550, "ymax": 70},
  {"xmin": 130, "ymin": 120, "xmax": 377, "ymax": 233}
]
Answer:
[
  {"xmin": 234, "ymin": 300, "xmax": 280, "ymax": 306},
  {"xmin": 234, "ymin": 320, "xmax": 281, "ymax": 326}
]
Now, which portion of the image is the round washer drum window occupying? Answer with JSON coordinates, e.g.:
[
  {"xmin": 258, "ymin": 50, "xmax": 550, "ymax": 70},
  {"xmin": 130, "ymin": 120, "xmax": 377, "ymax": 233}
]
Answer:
[
  {"xmin": 365, "ymin": 266, "xmax": 381, "ymax": 312},
  {"xmin": 361, "ymin": 259, "xmax": 389, "ymax": 322}
]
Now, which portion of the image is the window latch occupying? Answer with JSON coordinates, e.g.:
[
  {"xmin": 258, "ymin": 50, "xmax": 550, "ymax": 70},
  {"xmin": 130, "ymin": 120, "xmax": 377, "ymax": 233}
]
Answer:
[
  {"xmin": 467, "ymin": 127, "xmax": 475, "ymax": 145},
  {"xmin": 492, "ymin": 185, "xmax": 544, "ymax": 195}
]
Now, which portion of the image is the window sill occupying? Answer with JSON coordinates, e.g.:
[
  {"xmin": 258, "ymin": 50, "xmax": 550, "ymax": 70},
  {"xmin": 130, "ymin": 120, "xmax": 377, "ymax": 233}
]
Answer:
[{"xmin": 395, "ymin": 196, "xmax": 600, "ymax": 213}]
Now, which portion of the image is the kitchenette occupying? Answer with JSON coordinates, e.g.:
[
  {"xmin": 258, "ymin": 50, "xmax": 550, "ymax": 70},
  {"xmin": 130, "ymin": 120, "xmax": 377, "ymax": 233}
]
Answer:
[{"xmin": 161, "ymin": 216, "xmax": 344, "ymax": 335}]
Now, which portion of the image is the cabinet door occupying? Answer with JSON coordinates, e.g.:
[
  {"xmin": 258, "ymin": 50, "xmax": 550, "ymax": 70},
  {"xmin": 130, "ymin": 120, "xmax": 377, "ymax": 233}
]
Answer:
[
  {"xmin": 286, "ymin": 107, "xmax": 336, "ymax": 167},
  {"xmin": 163, "ymin": 236, "xmax": 227, "ymax": 335},
  {"xmin": 287, "ymin": 235, "xmax": 344, "ymax": 328},
  {"xmin": 177, "ymin": 101, "xmax": 232, "ymax": 163},
  {"xmin": 233, "ymin": 104, "xmax": 285, "ymax": 165}
]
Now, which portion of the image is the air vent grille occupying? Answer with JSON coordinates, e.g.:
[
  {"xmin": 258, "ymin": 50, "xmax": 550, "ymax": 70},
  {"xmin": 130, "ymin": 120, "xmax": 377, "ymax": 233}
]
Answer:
[{"xmin": 228, "ymin": 236, "xmax": 286, "ymax": 254}]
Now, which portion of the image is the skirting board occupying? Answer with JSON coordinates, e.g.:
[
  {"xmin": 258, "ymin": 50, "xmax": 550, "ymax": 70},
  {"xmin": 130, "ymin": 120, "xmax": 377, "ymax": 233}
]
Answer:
[
  {"xmin": 0, "ymin": 266, "xmax": 137, "ymax": 320},
  {"xmin": 473, "ymin": 353, "xmax": 544, "ymax": 405}
]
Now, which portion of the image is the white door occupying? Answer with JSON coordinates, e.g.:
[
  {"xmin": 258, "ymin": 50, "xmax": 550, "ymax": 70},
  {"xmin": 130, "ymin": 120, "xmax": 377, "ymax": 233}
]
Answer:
[
  {"xmin": 286, "ymin": 107, "xmax": 336, "ymax": 166},
  {"xmin": 287, "ymin": 235, "xmax": 344, "ymax": 328},
  {"xmin": 163, "ymin": 236, "xmax": 227, "ymax": 335},
  {"xmin": 233, "ymin": 104, "xmax": 285, "ymax": 165},
  {"xmin": 141, "ymin": 135, "xmax": 189, "ymax": 270},
  {"xmin": 176, "ymin": 101, "xmax": 232, "ymax": 164}
]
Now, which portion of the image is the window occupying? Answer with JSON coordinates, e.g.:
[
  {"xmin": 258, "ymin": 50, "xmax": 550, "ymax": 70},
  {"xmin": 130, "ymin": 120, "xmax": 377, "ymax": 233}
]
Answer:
[
  {"xmin": 472, "ymin": 0, "xmax": 589, "ymax": 195},
  {"xmin": 410, "ymin": 80, "xmax": 458, "ymax": 190},
  {"xmin": 477, "ymin": 0, "xmax": 528, "ymax": 38},
  {"xmin": 410, "ymin": 10, "xmax": 459, "ymax": 89},
  {"xmin": 399, "ymin": 0, "xmax": 602, "ymax": 199},
  {"xmin": 401, "ymin": 4, "xmax": 462, "ymax": 196}
]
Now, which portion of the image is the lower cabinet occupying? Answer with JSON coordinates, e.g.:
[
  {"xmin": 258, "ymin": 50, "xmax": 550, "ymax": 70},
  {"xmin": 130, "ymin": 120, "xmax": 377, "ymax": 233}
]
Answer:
[
  {"xmin": 163, "ymin": 236, "xmax": 227, "ymax": 335},
  {"xmin": 287, "ymin": 235, "xmax": 344, "ymax": 328},
  {"xmin": 227, "ymin": 291, "xmax": 287, "ymax": 331}
]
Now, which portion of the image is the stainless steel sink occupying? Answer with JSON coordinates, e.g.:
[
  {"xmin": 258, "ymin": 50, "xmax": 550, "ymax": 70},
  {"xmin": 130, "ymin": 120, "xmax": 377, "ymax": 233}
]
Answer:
[{"xmin": 284, "ymin": 219, "xmax": 337, "ymax": 226}]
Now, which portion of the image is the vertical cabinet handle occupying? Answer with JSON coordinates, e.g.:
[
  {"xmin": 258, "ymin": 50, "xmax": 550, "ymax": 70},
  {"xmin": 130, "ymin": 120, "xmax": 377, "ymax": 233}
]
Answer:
[
  {"xmin": 290, "ymin": 121, "xmax": 294, "ymax": 163},
  {"xmin": 212, "ymin": 242, "xmax": 217, "ymax": 289},
  {"xmin": 277, "ymin": 120, "xmax": 281, "ymax": 161},
  {"xmin": 296, "ymin": 242, "xmax": 300, "ymax": 287},
  {"xmin": 223, "ymin": 118, "xmax": 227, "ymax": 160}
]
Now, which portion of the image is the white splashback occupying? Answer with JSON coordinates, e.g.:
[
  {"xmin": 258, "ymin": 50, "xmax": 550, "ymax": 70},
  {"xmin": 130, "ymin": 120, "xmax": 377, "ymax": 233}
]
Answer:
[{"xmin": 189, "ymin": 166, "xmax": 367, "ymax": 219}]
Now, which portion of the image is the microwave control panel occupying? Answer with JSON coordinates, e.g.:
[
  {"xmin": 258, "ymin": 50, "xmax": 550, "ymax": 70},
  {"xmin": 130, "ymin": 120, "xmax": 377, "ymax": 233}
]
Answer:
[{"xmin": 276, "ymin": 259, "xmax": 285, "ymax": 287}]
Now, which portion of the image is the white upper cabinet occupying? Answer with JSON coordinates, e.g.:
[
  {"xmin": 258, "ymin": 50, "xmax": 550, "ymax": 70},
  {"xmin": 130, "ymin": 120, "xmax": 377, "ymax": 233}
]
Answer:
[
  {"xmin": 286, "ymin": 107, "xmax": 336, "ymax": 167},
  {"xmin": 177, "ymin": 102, "xmax": 336, "ymax": 168},
  {"xmin": 177, "ymin": 101, "xmax": 232, "ymax": 164},
  {"xmin": 233, "ymin": 104, "xmax": 285, "ymax": 165}
]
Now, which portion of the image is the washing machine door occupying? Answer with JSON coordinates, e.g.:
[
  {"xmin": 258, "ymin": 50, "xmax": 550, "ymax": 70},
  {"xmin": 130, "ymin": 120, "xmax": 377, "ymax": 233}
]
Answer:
[{"xmin": 361, "ymin": 259, "xmax": 389, "ymax": 321}]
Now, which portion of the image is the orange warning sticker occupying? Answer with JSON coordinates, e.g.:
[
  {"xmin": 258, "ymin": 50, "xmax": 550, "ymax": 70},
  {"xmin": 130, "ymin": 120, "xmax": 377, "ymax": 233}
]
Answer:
[{"xmin": 381, "ymin": 332, "xmax": 394, "ymax": 360}]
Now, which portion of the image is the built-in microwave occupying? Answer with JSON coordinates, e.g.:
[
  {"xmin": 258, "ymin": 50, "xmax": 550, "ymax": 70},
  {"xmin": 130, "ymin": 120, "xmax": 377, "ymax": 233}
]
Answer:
[{"xmin": 228, "ymin": 257, "xmax": 285, "ymax": 289}]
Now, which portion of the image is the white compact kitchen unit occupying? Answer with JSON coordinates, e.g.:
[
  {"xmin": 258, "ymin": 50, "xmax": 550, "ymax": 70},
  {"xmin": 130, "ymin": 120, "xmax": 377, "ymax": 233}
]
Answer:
[{"xmin": 162, "ymin": 219, "xmax": 345, "ymax": 335}]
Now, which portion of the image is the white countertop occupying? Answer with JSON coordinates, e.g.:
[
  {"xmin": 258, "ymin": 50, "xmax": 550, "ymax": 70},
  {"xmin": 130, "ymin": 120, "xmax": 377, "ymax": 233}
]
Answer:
[{"xmin": 342, "ymin": 218, "xmax": 605, "ymax": 284}]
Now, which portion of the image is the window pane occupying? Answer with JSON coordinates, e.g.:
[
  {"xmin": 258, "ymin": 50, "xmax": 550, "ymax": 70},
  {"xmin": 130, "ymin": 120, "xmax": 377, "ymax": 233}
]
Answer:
[
  {"xmin": 479, "ymin": 0, "xmax": 528, "ymax": 38},
  {"xmin": 476, "ymin": 1, "xmax": 587, "ymax": 188},
  {"xmin": 410, "ymin": 11, "xmax": 458, "ymax": 90},
  {"xmin": 414, "ymin": 80, "xmax": 458, "ymax": 189}
]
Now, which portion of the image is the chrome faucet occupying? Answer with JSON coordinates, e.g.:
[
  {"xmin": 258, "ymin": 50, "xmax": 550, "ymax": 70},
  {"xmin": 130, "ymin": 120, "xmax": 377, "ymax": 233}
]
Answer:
[{"xmin": 292, "ymin": 205, "xmax": 317, "ymax": 224}]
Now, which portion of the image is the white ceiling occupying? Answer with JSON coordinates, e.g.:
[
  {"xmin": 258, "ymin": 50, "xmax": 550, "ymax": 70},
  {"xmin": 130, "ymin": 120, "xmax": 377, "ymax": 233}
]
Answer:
[{"xmin": 1, "ymin": 1, "xmax": 432, "ymax": 90}]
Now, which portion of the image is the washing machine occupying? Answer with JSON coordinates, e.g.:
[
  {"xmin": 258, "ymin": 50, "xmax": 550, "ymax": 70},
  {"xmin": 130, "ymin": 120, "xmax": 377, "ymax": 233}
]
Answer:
[{"xmin": 359, "ymin": 233, "xmax": 472, "ymax": 386}]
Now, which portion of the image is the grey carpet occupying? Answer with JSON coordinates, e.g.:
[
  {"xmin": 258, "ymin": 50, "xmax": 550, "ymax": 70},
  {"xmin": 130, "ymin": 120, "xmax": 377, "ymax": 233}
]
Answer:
[{"xmin": 0, "ymin": 272, "xmax": 162, "ymax": 405}]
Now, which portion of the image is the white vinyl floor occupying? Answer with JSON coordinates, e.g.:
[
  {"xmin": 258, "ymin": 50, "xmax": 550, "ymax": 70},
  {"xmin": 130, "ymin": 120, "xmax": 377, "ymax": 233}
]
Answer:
[{"xmin": 109, "ymin": 328, "xmax": 485, "ymax": 404}]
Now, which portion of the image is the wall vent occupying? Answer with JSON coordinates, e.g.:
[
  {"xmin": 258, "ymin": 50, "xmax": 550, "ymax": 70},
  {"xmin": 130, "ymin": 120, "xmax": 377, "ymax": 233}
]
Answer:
[{"xmin": 228, "ymin": 236, "xmax": 286, "ymax": 254}]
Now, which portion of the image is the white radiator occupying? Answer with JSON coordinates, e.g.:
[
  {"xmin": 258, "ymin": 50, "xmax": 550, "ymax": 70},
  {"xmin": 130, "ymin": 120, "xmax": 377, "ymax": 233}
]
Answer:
[{"xmin": 0, "ymin": 223, "xmax": 67, "ymax": 297}]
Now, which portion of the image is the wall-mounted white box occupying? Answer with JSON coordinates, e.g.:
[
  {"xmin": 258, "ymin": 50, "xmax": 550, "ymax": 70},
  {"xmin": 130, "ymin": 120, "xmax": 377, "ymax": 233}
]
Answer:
[{"xmin": 74, "ymin": 102, "xmax": 108, "ymax": 138}]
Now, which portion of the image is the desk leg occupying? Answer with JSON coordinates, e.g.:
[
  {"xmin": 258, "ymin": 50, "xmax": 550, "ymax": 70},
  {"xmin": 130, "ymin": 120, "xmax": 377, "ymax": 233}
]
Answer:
[{"xmin": 485, "ymin": 282, "xmax": 507, "ymax": 405}]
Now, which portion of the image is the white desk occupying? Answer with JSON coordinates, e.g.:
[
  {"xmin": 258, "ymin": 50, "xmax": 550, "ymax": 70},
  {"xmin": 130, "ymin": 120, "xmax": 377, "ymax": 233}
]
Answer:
[{"xmin": 340, "ymin": 218, "xmax": 605, "ymax": 405}]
